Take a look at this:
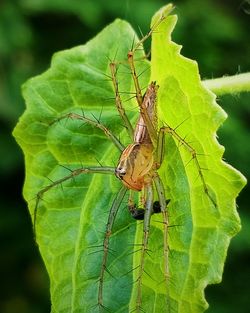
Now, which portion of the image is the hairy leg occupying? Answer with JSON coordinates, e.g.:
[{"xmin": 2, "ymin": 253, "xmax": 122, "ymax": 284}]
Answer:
[
  {"xmin": 135, "ymin": 183, "xmax": 153, "ymax": 312},
  {"xmin": 34, "ymin": 166, "xmax": 115, "ymax": 234},
  {"xmin": 97, "ymin": 185, "xmax": 127, "ymax": 310},
  {"xmin": 158, "ymin": 124, "xmax": 216, "ymax": 207},
  {"xmin": 51, "ymin": 112, "xmax": 124, "ymax": 152}
]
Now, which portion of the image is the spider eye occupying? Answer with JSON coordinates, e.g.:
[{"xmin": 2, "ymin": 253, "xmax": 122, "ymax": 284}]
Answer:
[
  {"xmin": 119, "ymin": 169, "xmax": 126, "ymax": 176},
  {"xmin": 115, "ymin": 167, "xmax": 126, "ymax": 177}
]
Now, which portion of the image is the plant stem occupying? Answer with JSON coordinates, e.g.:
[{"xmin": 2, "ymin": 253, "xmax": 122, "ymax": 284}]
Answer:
[{"xmin": 202, "ymin": 72, "xmax": 250, "ymax": 96}]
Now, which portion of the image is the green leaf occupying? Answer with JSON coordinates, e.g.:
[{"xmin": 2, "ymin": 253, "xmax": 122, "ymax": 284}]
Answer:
[{"xmin": 13, "ymin": 4, "xmax": 246, "ymax": 313}]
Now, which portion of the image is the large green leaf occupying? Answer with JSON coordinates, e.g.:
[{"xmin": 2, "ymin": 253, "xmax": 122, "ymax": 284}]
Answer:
[{"xmin": 13, "ymin": 4, "xmax": 246, "ymax": 313}]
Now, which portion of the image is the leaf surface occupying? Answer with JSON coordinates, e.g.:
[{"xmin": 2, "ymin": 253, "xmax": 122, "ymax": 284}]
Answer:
[{"xmin": 13, "ymin": 4, "xmax": 246, "ymax": 313}]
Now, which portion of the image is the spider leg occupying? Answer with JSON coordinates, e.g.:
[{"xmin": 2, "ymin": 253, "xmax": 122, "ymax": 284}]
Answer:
[
  {"xmin": 153, "ymin": 174, "xmax": 170, "ymax": 291},
  {"xmin": 127, "ymin": 44, "xmax": 157, "ymax": 145},
  {"xmin": 135, "ymin": 183, "xmax": 153, "ymax": 311},
  {"xmin": 34, "ymin": 166, "xmax": 115, "ymax": 235},
  {"xmin": 127, "ymin": 10, "xmax": 170, "ymax": 107},
  {"xmin": 50, "ymin": 112, "xmax": 124, "ymax": 152},
  {"xmin": 125, "ymin": 8, "xmax": 174, "ymax": 148},
  {"xmin": 109, "ymin": 62, "xmax": 134, "ymax": 141},
  {"xmin": 97, "ymin": 185, "xmax": 127, "ymax": 309},
  {"xmin": 158, "ymin": 124, "xmax": 217, "ymax": 207}
]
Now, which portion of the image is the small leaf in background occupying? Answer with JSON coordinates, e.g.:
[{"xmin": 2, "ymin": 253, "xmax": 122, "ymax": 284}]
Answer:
[{"xmin": 13, "ymin": 4, "xmax": 246, "ymax": 313}]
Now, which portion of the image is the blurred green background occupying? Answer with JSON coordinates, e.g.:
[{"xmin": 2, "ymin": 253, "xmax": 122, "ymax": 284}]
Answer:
[{"xmin": 0, "ymin": 0, "xmax": 249, "ymax": 312}]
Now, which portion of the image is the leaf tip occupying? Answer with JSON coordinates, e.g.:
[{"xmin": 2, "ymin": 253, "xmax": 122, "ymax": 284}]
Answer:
[{"xmin": 151, "ymin": 3, "xmax": 177, "ymax": 28}]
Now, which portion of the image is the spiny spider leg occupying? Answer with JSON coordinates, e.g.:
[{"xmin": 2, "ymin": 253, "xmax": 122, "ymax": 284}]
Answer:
[
  {"xmin": 153, "ymin": 175, "xmax": 170, "ymax": 290},
  {"xmin": 45, "ymin": 103, "xmax": 130, "ymax": 310},
  {"xmin": 51, "ymin": 112, "xmax": 124, "ymax": 152},
  {"xmin": 34, "ymin": 110, "xmax": 125, "ymax": 233},
  {"xmin": 126, "ymin": 10, "xmax": 174, "ymax": 147},
  {"xmin": 128, "ymin": 64, "xmax": 157, "ymax": 146},
  {"xmin": 34, "ymin": 166, "xmax": 115, "ymax": 234},
  {"xmin": 109, "ymin": 62, "xmax": 134, "ymax": 141},
  {"xmin": 97, "ymin": 185, "xmax": 127, "ymax": 310},
  {"xmin": 135, "ymin": 183, "xmax": 153, "ymax": 312},
  {"xmin": 158, "ymin": 124, "xmax": 217, "ymax": 207},
  {"xmin": 131, "ymin": 6, "xmax": 174, "ymax": 58}
]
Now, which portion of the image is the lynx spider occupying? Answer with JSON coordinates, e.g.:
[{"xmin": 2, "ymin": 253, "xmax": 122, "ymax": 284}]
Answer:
[{"xmin": 34, "ymin": 9, "xmax": 215, "ymax": 313}]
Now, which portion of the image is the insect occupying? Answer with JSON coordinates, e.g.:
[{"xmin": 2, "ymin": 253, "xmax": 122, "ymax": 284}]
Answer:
[{"xmin": 33, "ymin": 7, "xmax": 216, "ymax": 313}]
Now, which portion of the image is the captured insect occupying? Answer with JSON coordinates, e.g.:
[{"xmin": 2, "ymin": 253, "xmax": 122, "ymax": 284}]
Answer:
[{"xmin": 14, "ymin": 3, "xmax": 244, "ymax": 313}]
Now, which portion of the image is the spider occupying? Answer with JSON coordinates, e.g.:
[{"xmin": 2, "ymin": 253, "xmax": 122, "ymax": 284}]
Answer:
[{"xmin": 33, "ymin": 8, "xmax": 215, "ymax": 312}]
